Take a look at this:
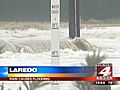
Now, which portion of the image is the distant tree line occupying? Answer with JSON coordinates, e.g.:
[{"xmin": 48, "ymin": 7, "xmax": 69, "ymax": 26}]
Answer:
[{"xmin": 0, "ymin": 0, "xmax": 120, "ymax": 21}]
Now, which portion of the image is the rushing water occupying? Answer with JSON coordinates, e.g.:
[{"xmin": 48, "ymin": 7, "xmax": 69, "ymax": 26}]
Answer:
[{"xmin": 0, "ymin": 27, "xmax": 120, "ymax": 90}]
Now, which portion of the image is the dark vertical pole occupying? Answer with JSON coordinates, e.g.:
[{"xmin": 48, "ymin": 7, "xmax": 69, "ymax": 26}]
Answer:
[
  {"xmin": 69, "ymin": 0, "xmax": 76, "ymax": 39},
  {"xmin": 76, "ymin": 0, "xmax": 80, "ymax": 37},
  {"xmin": 69, "ymin": 0, "xmax": 80, "ymax": 39}
]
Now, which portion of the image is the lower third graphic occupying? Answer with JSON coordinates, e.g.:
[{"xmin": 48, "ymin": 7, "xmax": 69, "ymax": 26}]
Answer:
[{"xmin": 96, "ymin": 63, "xmax": 113, "ymax": 85}]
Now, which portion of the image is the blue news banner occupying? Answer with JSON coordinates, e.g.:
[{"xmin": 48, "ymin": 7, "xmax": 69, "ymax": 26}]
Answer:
[{"xmin": 0, "ymin": 66, "xmax": 95, "ymax": 81}]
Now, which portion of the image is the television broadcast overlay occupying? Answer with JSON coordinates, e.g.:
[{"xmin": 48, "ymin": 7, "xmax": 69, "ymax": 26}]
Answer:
[
  {"xmin": 0, "ymin": 64, "xmax": 120, "ymax": 85},
  {"xmin": 1, "ymin": 0, "xmax": 120, "ymax": 90},
  {"xmin": 96, "ymin": 63, "xmax": 113, "ymax": 85}
]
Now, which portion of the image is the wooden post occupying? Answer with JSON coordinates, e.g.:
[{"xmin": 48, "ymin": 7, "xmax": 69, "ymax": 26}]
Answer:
[
  {"xmin": 69, "ymin": 0, "xmax": 76, "ymax": 39},
  {"xmin": 69, "ymin": 0, "xmax": 80, "ymax": 39},
  {"xmin": 76, "ymin": 0, "xmax": 80, "ymax": 37}
]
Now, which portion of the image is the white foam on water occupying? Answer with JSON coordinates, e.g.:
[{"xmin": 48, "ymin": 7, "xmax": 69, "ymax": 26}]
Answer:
[{"xmin": 0, "ymin": 27, "xmax": 120, "ymax": 90}]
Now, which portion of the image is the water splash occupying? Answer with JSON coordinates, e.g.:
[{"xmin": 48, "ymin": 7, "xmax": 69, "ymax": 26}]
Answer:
[{"xmin": 0, "ymin": 38, "xmax": 97, "ymax": 53}]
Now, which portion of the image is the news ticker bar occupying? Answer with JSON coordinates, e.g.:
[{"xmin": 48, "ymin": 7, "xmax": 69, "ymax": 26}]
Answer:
[
  {"xmin": 1, "ymin": 77, "xmax": 120, "ymax": 81},
  {"xmin": 0, "ymin": 66, "xmax": 120, "ymax": 82}
]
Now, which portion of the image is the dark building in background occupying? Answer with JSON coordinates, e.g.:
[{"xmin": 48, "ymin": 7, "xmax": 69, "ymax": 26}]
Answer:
[{"xmin": 0, "ymin": 0, "xmax": 120, "ymax": 21}]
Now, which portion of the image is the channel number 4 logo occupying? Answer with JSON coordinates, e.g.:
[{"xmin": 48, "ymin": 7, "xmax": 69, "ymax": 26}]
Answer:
[{"xmin": 97, "ymin": 66, "xmax": 112, "ymax": 77}]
